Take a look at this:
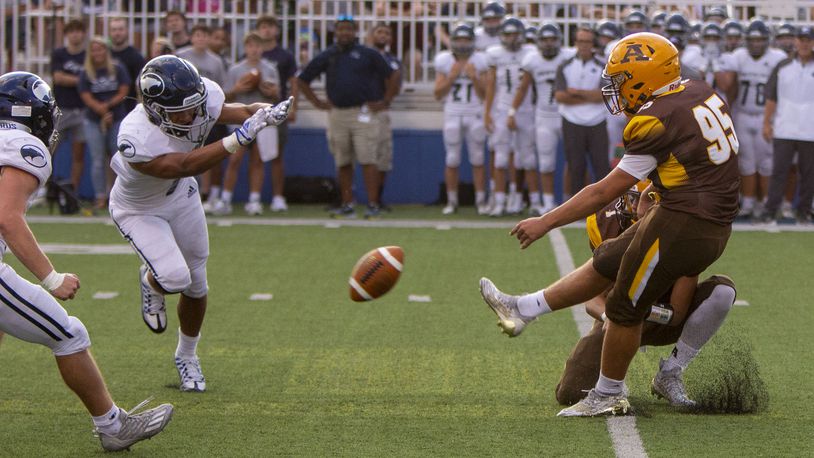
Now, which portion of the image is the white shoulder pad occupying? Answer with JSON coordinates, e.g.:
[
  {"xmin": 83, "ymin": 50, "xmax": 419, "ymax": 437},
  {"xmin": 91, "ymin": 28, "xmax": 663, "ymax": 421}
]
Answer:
[
  {"xmin": 203, "ymin": 78, "xmax": 225, "ymax": 121},
  {"xmin": 0, "ymin": 130, "xmax": 52, "ymax": 186},
  {"xmin": 116, "ymin": 106, "xmax": 175, "ymax": 163},
  {"xmin": 434, "ymin": 51, "xmax": 453, "ymax": 74},
  {"xmin": 471, "ymin": 51, "xmax": 489, "ymax": 72},
  {"xmin": 521, "ymin": 51, "xmax": 539, "ymax": 72}
]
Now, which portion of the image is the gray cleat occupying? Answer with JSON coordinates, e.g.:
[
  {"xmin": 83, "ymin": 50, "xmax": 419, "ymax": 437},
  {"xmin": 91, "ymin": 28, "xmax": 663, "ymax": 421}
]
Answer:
[
  {"xmin": 96, "ymin": 398, "xmax": 174, "ymax": 451},
  {"xmin": 479, "ymin": 277, "xmax": 533, "ymax": 337},
  {"xmin": 557, "ymin": 389, "xmax": 631, "ymax": 417},
  {"xmin": 651, "ymin": 358, "xmax": 697, "ymax": 407}
]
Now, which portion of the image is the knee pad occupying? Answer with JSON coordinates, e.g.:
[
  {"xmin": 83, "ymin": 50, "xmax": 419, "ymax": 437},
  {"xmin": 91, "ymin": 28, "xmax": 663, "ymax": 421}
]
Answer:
[
  {"xmin": 51, "ymin": 316, "xmax": 91, "ymax": 356},
  {"xmin": 708, "ymin": 284, "xmax": 736, "ymax": 315},
  {"xmin": 465, "ymin": 121, "xmax": 487, "ymax": 167},
  {"xmin": 158, "ymin": 264, "xmax": 192, "ymax": 294},
  {"xmin": 184, "ymin": 263, "xmax": 208, "ymax": 298},
  {"xmin": 493, "ymin": 146, "xmax": 510, "ymax": 169}
]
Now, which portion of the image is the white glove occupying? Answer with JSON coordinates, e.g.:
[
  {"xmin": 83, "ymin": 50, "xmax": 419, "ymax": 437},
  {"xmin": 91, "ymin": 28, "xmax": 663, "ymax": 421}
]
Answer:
[
  {"xmin": 265, "ymin": 96, "xmax": 293, "ymax": 126},
  {"xmin": 222, "ymin": 107, "xmax": 270, "ymax": 153}
]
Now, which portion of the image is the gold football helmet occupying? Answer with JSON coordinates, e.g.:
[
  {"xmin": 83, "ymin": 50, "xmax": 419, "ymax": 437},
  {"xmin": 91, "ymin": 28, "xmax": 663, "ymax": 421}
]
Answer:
[{"xmin": 602, "ymin": 32, "xmax": 681, "ymax": 115}]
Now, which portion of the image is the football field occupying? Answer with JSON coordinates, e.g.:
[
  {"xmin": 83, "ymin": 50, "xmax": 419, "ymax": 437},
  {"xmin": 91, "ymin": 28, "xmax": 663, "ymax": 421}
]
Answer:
[{"xmin": 1, "ymin": 206, "xmax": 812, "ymax": 457}]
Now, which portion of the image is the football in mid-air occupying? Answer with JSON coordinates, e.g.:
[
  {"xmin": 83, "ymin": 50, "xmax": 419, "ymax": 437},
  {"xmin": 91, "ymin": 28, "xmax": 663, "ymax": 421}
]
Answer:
[{"xmin": 349, "ymin": 246, "xmax": 404, "ymax": 301}]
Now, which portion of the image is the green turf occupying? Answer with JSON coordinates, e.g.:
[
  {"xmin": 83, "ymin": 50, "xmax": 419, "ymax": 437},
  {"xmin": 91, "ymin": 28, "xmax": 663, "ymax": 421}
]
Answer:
[{"xmin": 0, "ymin": 212, "xmax": 812, "ymax": 456}]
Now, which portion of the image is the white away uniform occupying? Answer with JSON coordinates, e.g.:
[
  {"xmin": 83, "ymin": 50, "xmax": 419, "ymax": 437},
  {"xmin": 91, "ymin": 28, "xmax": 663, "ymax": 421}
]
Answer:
[
  {"xmin": 723, "ymin": 48, "xmax": 787, "ymax": 176},
  {"xmin": 109, "ymin": 78, "xmax": 225, "ymax": 297},
  {"xmin": 474, "ymin": 27, "xmax": 500, "ymax": 52},
  {"xmin": 486, "ymin": 43, "xmax": 536, "ymax": 170},
  {"xmin": 0, "ymin": 128, "xmax": 90, "ymax": 355},
  {"xmin": 435, "ymin": 50, "xmax": 489, "ymax": 168},
  {"xmin": 521, "ymin": 48, "xmax": 573, "ymax": 173}
]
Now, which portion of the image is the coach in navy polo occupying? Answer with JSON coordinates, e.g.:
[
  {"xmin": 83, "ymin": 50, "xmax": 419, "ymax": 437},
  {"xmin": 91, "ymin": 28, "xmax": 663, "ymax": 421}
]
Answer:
[
  {"xmin": 763, "ymin": 25, "xmax": 814, "ymax": 223},
  {"xmin": 298, "ymin": 15, "xmax": 399, "ymax": 219}
]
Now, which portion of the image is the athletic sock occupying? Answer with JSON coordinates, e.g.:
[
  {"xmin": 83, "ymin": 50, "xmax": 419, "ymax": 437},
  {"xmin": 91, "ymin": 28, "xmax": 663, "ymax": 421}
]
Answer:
[
  {"xmin": 529, "ymin": 192, "xmax": 542, "ymax": 207},
  {"xmin": 175, "ymin": 328, "xmax": 200, "ymax": 359},
  {"xmin": 447, "ymin": 190, "xmax": 458, "ymax": 207},
  {"xmin": 509, "ymin": 182, "xmax": 517, "ymax": 194},
  {"xmin": 209, "ymin": 186, "xmax": 221, "ymax": 201},
  {"xmin": 494, "ymin": 192, "xmax": 507, "ymax": 207},
  {"xmin": 92, "ymin": 404, "xmax": 123, "ymax": 435},
  {"xmin": 221, "ymin": 190, "xmax": 233, "ymax": 203},
  {"xmin": 543, "ymin": 193, "xmax": 555, "ymax": 208},
  {"xmin": 741, "ymin": 196, "xmax": 755, "ymax": 211},
  {"xmin": 517, "ymin": 289, "xmax": 552, "ymax": 319},
  {"xmin": 475, "ymin": 191, "xmax": 486, "ymax": 206},
  {"xmin": 249, "ymin": 192, "xmax": 261, "ymax": 203},
  {"xmin": 595, "ymin": 373, "xmax": 625, "ymax": 396}
]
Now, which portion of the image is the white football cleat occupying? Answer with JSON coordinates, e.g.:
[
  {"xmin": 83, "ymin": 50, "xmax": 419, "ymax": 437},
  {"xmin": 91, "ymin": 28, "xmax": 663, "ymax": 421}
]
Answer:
[
  {"xmin": 212, "ymin": 199, "xmax": 232, "ymax": 216},
  {"xmin": 479, "ymin": 277, "xmax": 532, "ymax": 337},
  {"xmin": 140, "ymin": 265, "xmax": 166, "ymax": 334},
  {"xmin": 96, "ymin": 398, "xmax": 174, "ymax": 451},
  {"xmin": 270, "ymin": 195, "xmax": 288, "ymax": 212},
  {"xmin": 477, "ymin": 202, "xmax": 491, "ymax": 215},
  {"xmin": 506, "ymin": 191, "xmax": 524, "ymax": 214},
  {"xmin": 202, "ymin": 199, "xmax": 215, "ymax": 214},
  {"xmin": 244, "ymin": 201, "xmax": 263, "ymax": 216},
  {"xmin": 557, "ymin": 389, "xmax": 631, "ymax": 417},
  {"xmin": 442, "ymin": 203, "xmax": 457, "ymax": 215},
  {"xmin": 175, "ymin": 355, "xmax": 206, "ymax": 392}
]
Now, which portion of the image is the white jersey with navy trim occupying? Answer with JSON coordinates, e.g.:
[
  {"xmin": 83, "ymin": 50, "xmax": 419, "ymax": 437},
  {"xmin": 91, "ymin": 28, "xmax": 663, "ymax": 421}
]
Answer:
[
  {"xmin": 0, "ymin": 128, "xmax": 52, "ymax": 260},
  {"xmin": 434, "ymin": 51, "xmax": 489, "ymax": 116},
  {"xmin": 474, "ymin": 27, "xmax": 500, "ymax": 52},
  {"xmin": 486, "ymin": 43, "xmax": 536, "ymax": 112},
  {"xmin": 724, "ymin": 48, "xmax": 787, "ymax": 115},
  {"xmin": 110, "ymin": 78, "xmax": 225, "ymax": 210},
  {"xmin": 521, "ymin": 48, "xmax": 574, "ymax": 117}
]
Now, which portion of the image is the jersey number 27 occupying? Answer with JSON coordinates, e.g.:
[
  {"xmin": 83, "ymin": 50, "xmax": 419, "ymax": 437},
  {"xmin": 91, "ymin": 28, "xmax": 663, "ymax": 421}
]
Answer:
[{"xmin": 692, "ymin": 94, "xmax": 739, "ymax": 164}]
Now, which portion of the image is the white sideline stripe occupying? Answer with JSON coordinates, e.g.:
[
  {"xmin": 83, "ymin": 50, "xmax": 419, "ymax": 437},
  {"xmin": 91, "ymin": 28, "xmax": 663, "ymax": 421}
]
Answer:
[
  {"xmin": 734, "ymin": 299, "xmax": 750, "ymax": 307},
  {"xmin": 249, "ymin": 293, "xmax": 274, "ymax": 301},
  {"xmin": 548, "ymin": 229, "xmax": 648, "ymax": 458},
  {"xmin": 348, "ymin": 277, "xmax": 372, "ymax": 300},
  {"xmin": 39, "ymin": 243, "xmax": 134, "ymax": 255},
  {"xmin": 407, "ymin": 294, "xmax": 432, "ymax": 302},
  {"xmin": 378, "ymin": 247, "xmax": 403, "ymax": 272},
  {"xmin": 26, "ymin": 215, "xmax": 814, "ymax": 232},
  {"xmin": 92, "ymin": 291, "xmax": 120, "ymax": 300}
]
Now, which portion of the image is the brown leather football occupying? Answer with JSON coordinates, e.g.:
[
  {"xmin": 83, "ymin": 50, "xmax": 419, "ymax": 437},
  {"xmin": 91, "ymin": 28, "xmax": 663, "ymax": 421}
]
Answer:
[{"xmin": 349, "ymin": 246, "xmax": 404, "ymax": 301}]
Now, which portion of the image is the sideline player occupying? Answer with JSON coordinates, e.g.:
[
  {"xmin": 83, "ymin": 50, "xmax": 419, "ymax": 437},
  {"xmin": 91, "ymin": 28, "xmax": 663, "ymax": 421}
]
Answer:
[
  {"xmin": 110, "ymin": 56, "xmax": 291, "ymax": 392},
  {"xmin": 434, "ymin": 23, "xmax": 489, "ymax": 215},
  {"xmin": 480, "ymin": 32, "xmax": 740, "ymax": 416},
  {"xmin": 556, "ymin": 187, "xmax": 736, "ymax": 406},
  {"xmin": 0, "ymin": 71, "xmax": 173, "ymax": 451}
]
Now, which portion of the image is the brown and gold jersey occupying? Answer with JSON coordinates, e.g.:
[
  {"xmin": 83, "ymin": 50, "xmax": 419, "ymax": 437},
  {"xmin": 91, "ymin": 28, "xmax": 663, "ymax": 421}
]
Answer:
[
  {"xmin": 622, "ymin": 80, "xmax": 740, "ymax": 225},
  {"xmin": 586, "ymin": 201, "xmax": 630, "ymax": 252}
]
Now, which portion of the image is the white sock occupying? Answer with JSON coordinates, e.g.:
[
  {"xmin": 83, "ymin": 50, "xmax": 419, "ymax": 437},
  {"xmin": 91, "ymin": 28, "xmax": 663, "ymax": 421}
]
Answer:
[
  {"xmin": 663, "ymin": 284, "xmax": 735, "ymax": 371},
  {"xmin": 92, "ymin": 404, "xmax": 123, "ymax": 435},
  {"xmin": 221, "ymin": 190, "xmax": 233, "ymax": 203},
  {"xmin": 529, "ymin": 192, "xmax": 541, "ymax": 207},
  {"xmin": 509, "ymin": 182, "xmax": 517, "ymax": 194},
  {"xmin": 489, "ymin": 179, "xmax": 495, "ymax": 192},
  {"xmin": 595, "ymin": 373, "xmax": 625, "ymax": 396},
  {"xmin": 517, "ymin": 289, "xmax": 552, "ymax": 319},
  {"xmin": 543, "ymin": 193, "xmax": 555, "ymax": 208},
  {"xmin": 494, "ymin": 192, "xmax": 506, "ymax": 206},
  {"xmin": 741, "ymin": 196, "xmax": 755, "ymax": 211},
  {"xmin": 476, "ymin": 191, "xmax": 486, "ymax": 206},
  {"xmin": 249, "ymin": 192, "xmax": 261, "ymax": 203},
  {"xmin": 208, "ymin": 186, "xmax": 221, "ymax": 201},
  {"xmin": 175, "ymin": 328, "xmax": 200, "ymax": 359},
  {"xmin": 447, "ymin": 190, "xmax": 458, "ymax": 206}
]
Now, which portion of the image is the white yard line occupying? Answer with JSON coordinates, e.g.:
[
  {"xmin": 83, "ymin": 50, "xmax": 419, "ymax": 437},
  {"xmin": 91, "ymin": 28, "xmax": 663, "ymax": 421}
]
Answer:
[
  {"xmin": 39, "ymin": 243, "xmax": 134, "ymax": 255},
  {"xmin": 548, "ymin": 229, "xmax": 648, "ymax": 458}
]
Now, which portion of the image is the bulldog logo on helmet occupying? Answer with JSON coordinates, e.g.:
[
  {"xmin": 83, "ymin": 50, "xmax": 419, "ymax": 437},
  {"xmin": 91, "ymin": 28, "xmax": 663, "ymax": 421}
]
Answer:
[{"xmin": 140, "ymin": 73, "xmax": 165, "ymax": 97}]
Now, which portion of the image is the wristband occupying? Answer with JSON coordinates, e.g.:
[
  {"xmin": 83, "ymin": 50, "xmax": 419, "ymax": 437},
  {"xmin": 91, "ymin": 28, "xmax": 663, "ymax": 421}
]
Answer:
[
  {"xmin": 41, "ymin": 270, "xmax": 65, "ymax": 292},
  {"xmin": 507, "ymin": 107, "xmax": 517, "ymax": 117},
  {"xmin": 222, "ymin": 133, "xmax": 240, "ymax": 154}
]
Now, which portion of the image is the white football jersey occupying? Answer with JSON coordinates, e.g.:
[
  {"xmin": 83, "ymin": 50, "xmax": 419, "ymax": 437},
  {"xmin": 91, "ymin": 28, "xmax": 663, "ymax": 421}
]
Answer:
[
  {"xmin": 434, "ymin": 51, "xmax": 489, "ymax": 116},
  {"xmin": 723, "ymin": 48, "xmax": 787, "ymax": 115},
  {"xmin": 0, "ymin": 128, "xmax": 52, "ymax": 258},
  {"xmin": 521, "ymin": 48, "xmax": 574, "ymax": 117},
  {"xmin": 474, "ymin": 27, "xmax": 500, "ymax": 52},
  {"xmin": 681, "ymin": 45, "xmax": 707, "ymax": 78},
  {"xmin": 110, "ymin": 78, "xmax": 225, "ymax": 210},
  {"xmin": 486, "ymin": 43, "xmax": 536, "ymax": 112}
]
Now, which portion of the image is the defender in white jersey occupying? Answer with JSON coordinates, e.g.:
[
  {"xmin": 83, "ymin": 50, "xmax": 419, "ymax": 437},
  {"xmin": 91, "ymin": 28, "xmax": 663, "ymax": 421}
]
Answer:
[
  {"xmin": 110, "ymin": 56, "xmax": 291, "ymax": 392},
  {"xmin": 434, "ymin": 24, "xmax": 489, "ymax": 215},
  {"xmin": 514, "ymin": 23, "xmax": 572, "ymax": 215},
  {"xmin": 0, "ymin": 72, "xmax": 173, "ymax": 451},
  {"xmin": 720, "ymin": 20, "xmax": 786, "ymax": 217},
  {"xmin": 484, "ymin": 17, "xmax": 536, "ymax": 216}
]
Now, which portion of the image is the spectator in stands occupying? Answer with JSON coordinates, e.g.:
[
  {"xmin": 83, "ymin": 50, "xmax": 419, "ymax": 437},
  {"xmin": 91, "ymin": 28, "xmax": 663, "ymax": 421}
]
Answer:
[
  {"xmin": 370, "ymin": 23, "xmax": 403, "ymax": 210},
  {"xmin": 176, "ymin": 24, "xmax": 226, "ymax": 85},
  {"xmin": 257, "ymin": 15, "xmax": 299, "ymax": 212},
  {"xmin": 298, "ymin": 15, "xmax": 398, "ymax": 219},
  {"xmin": 78, "ymin": 36, "xmax": 130, "ymax": 209},
  {"xmin": 108, "ymin": 17, "xmax": 145, "ymax": 112},
  {"xmin": 51, "ymin": 18, "xmax": 87, "ymax": 194},
  {"xmin": 554, "ymin": 25, "xmax": 609, "ymax": 196},
  {"xmin": 763, "ymin": 26, "xmax": 814, "ymax": 224},
  {"xmin": 149, "ymin": 37, "xmax": 174, "ymax": 59},
  {"xmin": 214, "ymin": 32, "xmax": 280, "ymax": 216},
  {"xmin": 209, "ymin": 25, "xmax": 232, "ymax": 69},
  {"xmin": 374, "ymin": 1, "xmax": 424, "ymax": 81},
  {"xmin": 165, "ymin": 10, "xmax": 191, "ymax": 50}
]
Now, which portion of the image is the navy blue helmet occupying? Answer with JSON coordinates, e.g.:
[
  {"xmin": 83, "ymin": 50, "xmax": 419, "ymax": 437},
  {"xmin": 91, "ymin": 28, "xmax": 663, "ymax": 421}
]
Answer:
[
  {"xmin": 705, "ymin": 6, "xmax": 728, "ymax": 21},
  {"xmin": 524, "ymin": 26, "xmax": 538, "ymax": 43},
  {"xmin": 450, "ymin": 23, "xmax": 475, "ymax": 57},
  {"xmin": 624, "ymin": 10, "xmax": 649, "ymax": 28},
  {"xmin": 481, "ymin": 2, "xmax": 506, "ymax": 19},
  {"xmin": 723, "ymin": 20, "xmax": 745, "ymax": 37},
  {"xmin": 746, "ymin": 19, "xmax": 771, "ymax": 38},
  {"xmin": 138, "ymin": 55, "xmax": 211, "ymax": 144},
  {"xmin": 0, "ymin": 71, "xmax": 60, "ymax": 150},
  {"xmin": 537, "ymin": 22, "xmax": 562, "ymax": 40},
  {"xmin": 537, "ymin": 22, "xmax": 562, "ymax": 58},
  {"xmin": 596, "ymin": 20, "xmax": 621, "ymax": 40},
  {"xmin": 776, "ymin": 22, "xmax": 796, "ymax": 38},
  {"xmin": 665, "ymin": 13, "xmax": 690, "ymax": 35},
  {"xmin": 702, "ymin": 22, "xmax": 723, "ymax": 39},
  {"xmin": 651, "ymin": 11, "xmax": 668, "ymax": 29}
]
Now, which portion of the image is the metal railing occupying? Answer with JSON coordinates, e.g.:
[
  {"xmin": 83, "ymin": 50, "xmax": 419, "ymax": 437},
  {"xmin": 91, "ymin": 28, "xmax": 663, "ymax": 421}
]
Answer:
[{"xmin": 2, "ymin": 0, "xmax": 813, "ymax": 89}]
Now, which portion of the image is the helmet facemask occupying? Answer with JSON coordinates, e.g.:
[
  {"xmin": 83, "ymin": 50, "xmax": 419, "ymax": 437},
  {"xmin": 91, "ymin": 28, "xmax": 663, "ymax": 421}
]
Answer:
[
  {"xmin": 538, "ymin": 36, "xmax": 560, "ymax": 58},
  {"xmin": 614, "ymin": 187, "xmax": 641, "ymax": 228},
  {"xmin": 144, "ymin": 88, "xmax": 211, "ymax": 145},
  {"xmin": 500, "ymin": 32, "xmax": 522, "ymax": 51},
  {"xmin": 451, "ymin": 38, "xmax": 474, "ymax": 58},
  {"xmin": 602, "ymin": 70, "xmax": 633, "ymax": 115}
]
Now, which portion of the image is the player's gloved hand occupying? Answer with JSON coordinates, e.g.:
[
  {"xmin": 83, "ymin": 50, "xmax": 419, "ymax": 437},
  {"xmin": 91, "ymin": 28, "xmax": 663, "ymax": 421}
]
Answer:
[
  {"xmin": 222, "ymin": 107, "xmax": 271, "ymax": 153},
  {"xmin": 265, "ymin": 96, "xmax": 294, "ymax": 126},
  {"xmin": 42, "ymin": 270, "xmax": 81, "ymax": 300}
]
